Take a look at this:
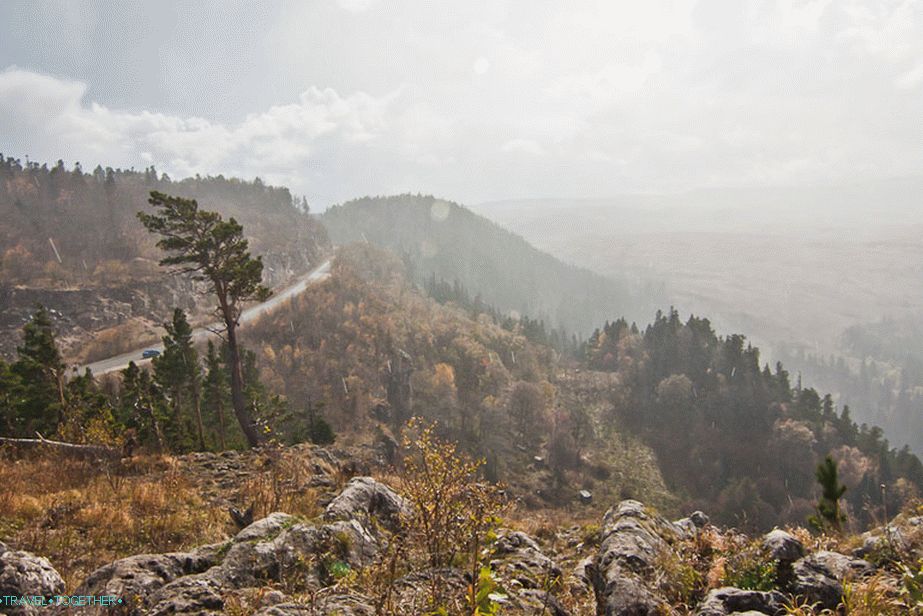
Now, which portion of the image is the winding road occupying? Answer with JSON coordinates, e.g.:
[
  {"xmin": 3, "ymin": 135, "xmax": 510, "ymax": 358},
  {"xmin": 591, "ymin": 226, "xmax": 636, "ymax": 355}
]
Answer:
[{"xmin": 77, "ymin": 258, "xmax": 332, "ymax": 376}]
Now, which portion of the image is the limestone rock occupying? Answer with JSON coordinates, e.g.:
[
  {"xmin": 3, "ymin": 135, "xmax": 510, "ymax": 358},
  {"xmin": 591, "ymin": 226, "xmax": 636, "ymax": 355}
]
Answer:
[
  {"xmin": 323, "ymin": 476, "xmax": 410, "ymax": 533},
  {"xmin": 0, "ymin": 544, "xmax": 66, "ymax": 616}
]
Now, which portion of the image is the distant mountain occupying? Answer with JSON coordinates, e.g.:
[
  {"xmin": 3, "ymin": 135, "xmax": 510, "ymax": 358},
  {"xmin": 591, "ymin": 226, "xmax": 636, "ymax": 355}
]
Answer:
[{"xmin": 322, "ymin": 194, "xmax": 657, "ymax": 336}]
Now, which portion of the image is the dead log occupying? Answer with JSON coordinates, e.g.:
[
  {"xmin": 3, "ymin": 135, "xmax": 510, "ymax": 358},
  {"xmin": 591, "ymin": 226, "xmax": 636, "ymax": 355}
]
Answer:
[{"xmin": 0, "ymin": 434, "xmax": 120, "ymax": 460}]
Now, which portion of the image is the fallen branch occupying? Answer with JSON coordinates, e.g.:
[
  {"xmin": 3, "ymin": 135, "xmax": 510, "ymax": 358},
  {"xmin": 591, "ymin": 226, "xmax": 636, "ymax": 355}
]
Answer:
[{"xmin": 0, "ymin": 434, "xmax": 120, "ymax": 460}]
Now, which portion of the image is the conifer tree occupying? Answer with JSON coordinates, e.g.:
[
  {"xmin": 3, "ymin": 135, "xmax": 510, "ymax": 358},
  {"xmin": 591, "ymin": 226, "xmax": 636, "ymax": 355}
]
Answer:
[
  {"xmin": 152, "ymin": 308, "xmax": 204, "ymax": 450},
  {"xmin": 810, "ymin": 455, "xmax": 847, "ymax": 533},
  {"xmin": 138, "ymin": 192, "xmax": 270, "ymax": 447},
  {"xmin": 202, "ymin": 340, "xmax": 230, "ymax": 449},
  {"xmin": 9, "ymin": 306, "xmax": 66, "ymax": 436}
]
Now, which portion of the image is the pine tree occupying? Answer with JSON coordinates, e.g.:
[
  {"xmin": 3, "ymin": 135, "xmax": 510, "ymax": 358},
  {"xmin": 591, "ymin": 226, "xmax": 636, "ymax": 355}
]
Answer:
[
  {"xmin": 9, "ymin": 306, "xmax": 66, "ymax": 436},
  {"xmin": 809, "ymin": 455, "xmax": 847, "ymax": 533},
  {"xmin": 118, "ymin": 361, "xmax": 167, "ymax": 451},
  {"xmin": 138, "ymin": 192, "xmax": 270, "ymax": 447},
  {"xmin": 202, "ymin": 341, "xmax": 230, "ymax": 449},
  {"xmin": 153, "ymin": 308, "xmax": 204, "ymax": 450}
]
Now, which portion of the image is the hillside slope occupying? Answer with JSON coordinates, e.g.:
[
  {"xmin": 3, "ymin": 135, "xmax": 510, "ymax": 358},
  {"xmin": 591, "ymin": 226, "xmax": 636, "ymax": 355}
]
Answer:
[
  {"xmin": 322, "ymin": 194, "xmax": 657, "ymax": 336},
  {"xmin": 0, "ymin": 155, "xmax": 329, "ymax": 359}
]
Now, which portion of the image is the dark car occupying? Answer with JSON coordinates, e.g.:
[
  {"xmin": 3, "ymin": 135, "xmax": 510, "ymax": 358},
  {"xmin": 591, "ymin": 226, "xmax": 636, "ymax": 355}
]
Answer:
[{"xmin": 141, "ymin": 349, "xmax": 161, "ymax": 359}]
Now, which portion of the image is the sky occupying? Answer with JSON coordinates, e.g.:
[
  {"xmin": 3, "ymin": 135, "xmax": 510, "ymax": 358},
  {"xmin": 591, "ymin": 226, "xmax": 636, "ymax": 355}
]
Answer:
[{"xmin": 0, "ymin": 0, "xmax": 921, "ymax": 208}]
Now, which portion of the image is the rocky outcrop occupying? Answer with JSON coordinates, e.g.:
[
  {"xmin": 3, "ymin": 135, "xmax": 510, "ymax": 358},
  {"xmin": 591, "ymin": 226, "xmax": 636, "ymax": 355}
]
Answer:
[
  {"xmin": 11, "ymin": 477, "xmax": 912, "ymax": 616},
  {"xmin": 323, "ymin": 476, "xmax": 410, "ymax": 533},
  {"xmin": 70, "ymin": 510, "xmax": 377, "ymax": 615},
  {"xmin": 790, "ymin": 551, "xmax": 873, "ymax": 610},
  {"xmin": 762, "ymin": 529, "xmax": 804, "ymax": 564},
  {"xmin": 0, "ymin": 542, "xmax": 66, "ymax": 616},
  {"xmin": 588, "ymin": 500, "xmax": 687, "ymax": 615}
]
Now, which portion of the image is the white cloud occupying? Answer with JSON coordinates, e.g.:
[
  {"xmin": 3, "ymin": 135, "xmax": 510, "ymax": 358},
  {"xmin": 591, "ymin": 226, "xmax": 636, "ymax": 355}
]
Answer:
[
  {"xmin": 0, "ymin": 67, "xmax": 400, "ymax": 200},
  {"xmin": 336, "ymin": 0, "xmax": 376, "ymax": 13},
  {"xmin": 501, "ymin": 138, "xmax": 545, "ymax": 156},
  {"xmin": 1, "ymin": 1, "xmax": 922, "ymax": 204}
]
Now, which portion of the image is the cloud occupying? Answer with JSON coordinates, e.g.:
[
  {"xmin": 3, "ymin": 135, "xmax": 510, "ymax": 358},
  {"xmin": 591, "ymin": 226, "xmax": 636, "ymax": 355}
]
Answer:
[
  {"xmin": 336, "ymin": 0, "xmax": 377, "ymax": 13},
  {"xmin": 501, "ymin": 138, "xmax": 545, "ymax": 156},
  {"xmin": 0, "ymin": 1, "xmax": 921, "ymax": 205},
  {"xmin": 0, "ymin": 67, "xmax": 400, "ymax": 199}
]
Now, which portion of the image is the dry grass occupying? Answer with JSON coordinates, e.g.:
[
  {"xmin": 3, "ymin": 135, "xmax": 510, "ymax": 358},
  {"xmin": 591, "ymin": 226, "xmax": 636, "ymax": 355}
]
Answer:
[
  {"xmin": 241, "ymin": 447, "xmax": 325, "ymax": 520},
  {"xmin": 0, "ymin": 449, "xmax": 229, "ymax": 590}
]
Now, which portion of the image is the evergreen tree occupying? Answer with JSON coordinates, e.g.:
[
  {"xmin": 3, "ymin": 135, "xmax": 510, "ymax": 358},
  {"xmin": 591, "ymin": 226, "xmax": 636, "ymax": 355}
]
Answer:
[
  {"xmin": 810, "ymin": 455, "xmax": 847, "ymax": 533},
  {"xmin": 306, "ymin": 401, "xmax": 336, "ymax": 445},
  {"xmin": 202, "ymin": 341, "xmax": 230, "ymax": 449},
  {"xmin": 9, "ymin": 306, "xmax": 66, "ymax": 436},
  {"xmin": 118, "ymin": 361, "xmax": 167, "ymax": 451},
  {"xmin": 152, "ymin": 308, "xmax": 204, "ymax": 450},
  {"xmin": 138, "ymin": 192, "xmax": 270, "ymax": 447}
]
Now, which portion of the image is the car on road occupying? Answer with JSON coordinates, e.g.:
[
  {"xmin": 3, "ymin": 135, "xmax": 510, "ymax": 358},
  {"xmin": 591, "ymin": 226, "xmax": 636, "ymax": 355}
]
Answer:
[{"xmin": 141, "ymin": 349, "xmax": 161, "ymax": 359}]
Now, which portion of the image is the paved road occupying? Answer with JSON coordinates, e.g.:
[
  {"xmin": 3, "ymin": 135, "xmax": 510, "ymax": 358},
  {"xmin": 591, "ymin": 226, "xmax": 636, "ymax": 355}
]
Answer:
[{"xmin": 77, "ymin": 259, "xmax": 332, "ymax": 376}]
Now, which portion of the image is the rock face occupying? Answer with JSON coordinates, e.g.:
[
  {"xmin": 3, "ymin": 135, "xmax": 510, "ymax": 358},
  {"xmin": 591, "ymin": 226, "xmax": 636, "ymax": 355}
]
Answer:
[
  {"xmin": 13, "ymin": 477, "xmax": 909, "ymax": 616},
  {"xmin": 0, "ymin": 542, "xmax": 66, "ymax": 616},
  {"xmin": 588, "ymin": 500, "xmax": 685, "ymax": 615}
]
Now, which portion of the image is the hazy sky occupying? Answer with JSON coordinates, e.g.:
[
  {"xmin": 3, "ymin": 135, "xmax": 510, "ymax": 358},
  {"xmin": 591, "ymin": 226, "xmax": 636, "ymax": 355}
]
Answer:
[{"xmin": 1, "ymin": 0, "xmax": 921, "ymax": 207}]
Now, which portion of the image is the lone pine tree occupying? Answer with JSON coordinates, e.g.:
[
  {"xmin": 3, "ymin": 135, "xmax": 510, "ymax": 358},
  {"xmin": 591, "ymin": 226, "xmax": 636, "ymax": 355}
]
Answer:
[
  {"xmin": 138, "ymin": 191, "xmax": 270, "ymax": 447},
  {"xmin": 810, "ymin": 455, "xmax": 848, "ymax": 533}
]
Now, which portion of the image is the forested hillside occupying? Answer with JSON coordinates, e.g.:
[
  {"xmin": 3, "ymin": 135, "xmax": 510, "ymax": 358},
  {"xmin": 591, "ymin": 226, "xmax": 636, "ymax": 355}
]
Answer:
[
  {"xmin": 583, "ymin": 313, "xmax": 923, "ymax": 530},
  {"xmin": 777, "ymin": 315, "xmax": 923, "ymax": 456},
  {"xmin": 0, "ymin": 155, "xmax": 328, "ymax": 288},
  {"xmin": 322, "ymin": 194, "xmax": 658, "ymax": 337},
  {"xmin": 0, "ymin": 155, "xmax": 329, "ymax": 359},
  {"xmin": 241, "ymin": 244, "xmax": 923, "ymax": 530}
]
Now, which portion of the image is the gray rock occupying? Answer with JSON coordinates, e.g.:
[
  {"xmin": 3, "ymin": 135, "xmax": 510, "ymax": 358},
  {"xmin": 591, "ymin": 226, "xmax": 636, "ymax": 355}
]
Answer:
[
  {"xmin": 695, "ymin": 587, "xmax": 786, "ymax": 615},
  {"xmin": 790, "ymin": 551, "xmax": 872, "ymax": 610},
  {"xmin": 590, "ymin": 500, "xmax": 678, "ymax": 615},
  {"xmin": 145, "ymin": 575, "xmax": 225, "ymax": 615},
  {"xmin": 762, "ymin": 529, "xmax": 804, "ymax": 563},
  {"xmin": 323, "ymin": 476, "xmax": 410, "ymax": 533},
  {"xmin": 0, "ymin": 545, "xmax": 66, "ymax": 615},
  {"xmin": 491, "ymin": 530, "xmax": 562, "ymax": 589},
  {"xmin": 256, "ymin": 593, "xmax": 376, "ymax": 615},
  {"xmin": 690, "ymin": 511, "xmax": 710, "ymax": 527},
  {"xmin": 72, "ymin": 508, "xmax": 379, "ymax": 616},
  {"xmin": 234, "ymin": 512, "xmax": 294, "ymax": 543}
]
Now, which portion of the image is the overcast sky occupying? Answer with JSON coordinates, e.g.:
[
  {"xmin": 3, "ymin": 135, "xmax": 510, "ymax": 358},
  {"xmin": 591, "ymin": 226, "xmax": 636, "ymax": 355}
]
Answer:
[{"xmin": 1, "ymin": 0, "xmax": 921, "ymax": 207}]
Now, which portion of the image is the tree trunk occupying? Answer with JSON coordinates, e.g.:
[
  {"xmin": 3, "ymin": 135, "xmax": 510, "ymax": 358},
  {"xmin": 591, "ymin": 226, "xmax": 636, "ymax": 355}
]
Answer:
[
  {"xmin": 216, "ymin": 396, "xmax": 227, "ymax": 450},
  {"xmin": 226, "ymin": 321, "xmax": 261, "ymax": 447},
  {"xmin": 0, "ymin": 435, "xmax": 119, "ymax": 460},
  {"xmin": 192, "ymin": 381, "xmax": 206, "ymax": 451}
]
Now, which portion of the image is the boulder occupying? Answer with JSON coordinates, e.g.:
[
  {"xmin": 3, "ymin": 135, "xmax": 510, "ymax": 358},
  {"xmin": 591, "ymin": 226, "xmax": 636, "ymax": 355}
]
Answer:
[
  {"xmin": 762, "ymin": 529, "xmax": 804, "ymax": 564},
  {"xmin": 0, "ymin": 544, "xmax": 66, "ymax": 615},
  {"xmin": 790, "ymin": 551, "xmax": 873, "ymax": 610},
  {"xmin": 76, "ymin": 551, "xmax": 217, "ymax": 606},
  {"xmin": 695, "ymin": 587, "xmax": 787, "ymax": 615},
  {"xmin": 72, "ymin": 513, "xmax": 378, "ymax": 615},
  {"xmin": 255, "ymin": 593, "xmax": 375, "ymax": 615},
  {"xmin": 323, "ymin": 477, "xmax": 410, "ymax": 533},
  {"xmin": 491, "ymin": 530, "xmax": 562, "ymax": 589},
  {"xmin": 489, "ymin": 530, "xmax": 570, "ymax": 615}
]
